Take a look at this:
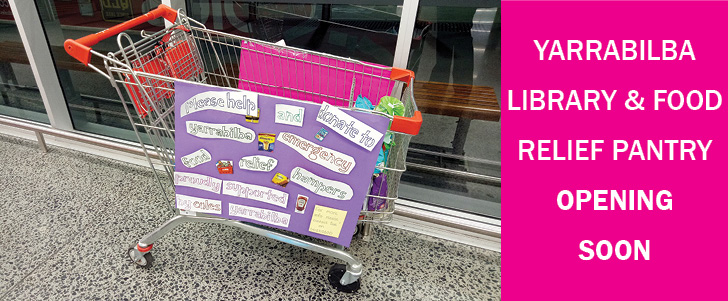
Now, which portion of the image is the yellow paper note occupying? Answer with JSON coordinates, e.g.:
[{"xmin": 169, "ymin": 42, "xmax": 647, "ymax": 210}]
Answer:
[{"xmin": 308, "ymin": 205, "xmax": 347, "ymax": 238}]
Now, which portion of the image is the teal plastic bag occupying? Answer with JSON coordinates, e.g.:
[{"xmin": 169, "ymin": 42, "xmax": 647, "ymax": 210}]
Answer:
[
  {"xmin": 374, "ymin": 147, "xmax": 388, "ymax": 174},
  {"xmin": 355, "ymin": 95, "xmax": 374, "ymax": 110}
]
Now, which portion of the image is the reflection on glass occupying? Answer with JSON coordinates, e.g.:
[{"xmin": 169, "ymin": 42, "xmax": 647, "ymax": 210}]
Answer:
[
  {"xmin": 186, "ymin": 1, "xmax": 403, "ymax": 66},
  {"xmin": 34, "ymin": 0, "xmax": 164, "ymax": 140},
  {"xmin": 0, "ymin": 6, "xmax": 47, "ymax": 123},
  {"xmin": 403, "ymin": 5, "xmax": 501, "ymax": 218}
]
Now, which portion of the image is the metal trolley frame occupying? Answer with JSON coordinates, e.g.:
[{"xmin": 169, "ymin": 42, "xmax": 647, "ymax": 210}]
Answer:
[{"xmin": 64, "ymin": 5, "xmax": 422, "ymax": 292}]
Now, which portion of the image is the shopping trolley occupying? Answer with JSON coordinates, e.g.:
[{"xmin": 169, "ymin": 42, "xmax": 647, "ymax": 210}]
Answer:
[{"xmin": 65, "ymin": 5, "xmax": 421, "ymax": 292}]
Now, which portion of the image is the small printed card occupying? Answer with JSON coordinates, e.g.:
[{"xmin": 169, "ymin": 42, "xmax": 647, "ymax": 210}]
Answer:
[
  {"xmin": 308, "ymin": 205, "xmax": 347, "ymax": 238},
  {"xmin": 275, "ymin": 104, "xmax": 305, "ymax": 127},
  {"xmin": 295, "ymin": 194, "xmax": 309, "ymax": 214},
  {"xmin": 216, "ymin": 160, "xmax": 233, "ymax": 174},
  {"xmin": 316, "ymin": 102, "xmax": 383, "ymax": 151},
  {"xmin": 258, "ymin": 133, "xmax": 276, "ymax": 152},
  {"xmin": 315, "ymin": 128, "xmax": 329, "ymax": 141}
]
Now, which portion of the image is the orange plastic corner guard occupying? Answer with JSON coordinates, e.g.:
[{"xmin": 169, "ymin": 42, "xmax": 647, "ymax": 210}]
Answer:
[
  {"xmin": 390, "ymin": 67, "xmax": 415, "ymax": 83},
  {"xmin": 391, "ymin": 111, "xmax": 422, "ymax": 136},
  {"xmin": 64, "ymin": 4, "xmax": 178, "ymax": 66}
]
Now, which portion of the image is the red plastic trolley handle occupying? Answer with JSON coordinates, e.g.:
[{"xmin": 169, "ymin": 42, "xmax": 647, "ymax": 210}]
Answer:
[
  {"xmin": 64, "ymin": 4, "xmax": 179, "ymax": 66},
  {"xmin": 389, "ymin": 67, "xmax": 422, "ymax": 136}
]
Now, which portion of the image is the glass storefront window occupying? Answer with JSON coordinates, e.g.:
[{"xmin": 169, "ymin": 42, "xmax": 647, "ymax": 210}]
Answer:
[
  {"xmin": 402, "ymin": 5, "xmax": 501, "ymax": 218},
  {"xmin": 0, "ymin": 2, "xmax": 48, "ymax": 123},
  {"xmin": 34, "ymin": 0, "xmax": 165, "ymax": 140},
  {"xmin": 23, "ymin": 0, "xmax": 501, "ymax": 219}
]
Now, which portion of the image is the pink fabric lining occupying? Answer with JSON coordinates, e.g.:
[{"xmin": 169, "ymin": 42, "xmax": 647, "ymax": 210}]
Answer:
[{"xmin": 237, "ymin": 41, "xmax": 394, "ymax": 107}]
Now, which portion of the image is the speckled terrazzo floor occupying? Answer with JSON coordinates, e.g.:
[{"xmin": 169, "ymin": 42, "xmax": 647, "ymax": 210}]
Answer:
[{"xmin": 0, "ymin": 134, "xmax": 501, "ymax": 300}]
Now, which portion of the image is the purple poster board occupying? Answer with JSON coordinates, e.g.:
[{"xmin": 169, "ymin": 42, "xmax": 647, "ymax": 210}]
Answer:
[{"xmin": 173, "ymin": 81, "xmax": 389, "ymax": 246}]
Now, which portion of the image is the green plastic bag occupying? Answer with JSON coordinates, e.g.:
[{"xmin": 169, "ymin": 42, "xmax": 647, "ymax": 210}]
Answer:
[
  {"xmin": 375, "ymin": 96, "xmax": 404, "ymax": 151},
  {"xmin": 375, "ymin": 96, "xmax": 405, "ymax": 117}
]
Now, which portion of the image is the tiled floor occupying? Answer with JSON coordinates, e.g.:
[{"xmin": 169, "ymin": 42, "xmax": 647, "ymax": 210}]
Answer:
[{"xmin": 0, "ymin": 134, "xmax": 501, "ymax": 300}]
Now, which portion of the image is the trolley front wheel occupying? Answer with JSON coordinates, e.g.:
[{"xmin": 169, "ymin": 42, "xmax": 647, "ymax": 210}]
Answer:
[
  {"xmin": 352, "ymin": 223, "xmax": 363, "ymax": 237},
  {"xmin": 328, "ymin": 264, "xmax": 361, "ymax": 293},
  {"xmin": 127, "ymin": 247, "xmax": 154, "ymax": 268}
]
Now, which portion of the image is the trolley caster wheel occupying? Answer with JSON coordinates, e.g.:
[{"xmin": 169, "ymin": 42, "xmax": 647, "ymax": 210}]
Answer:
[
  {"xmin": 127, "ymin": 247, "xmax": 154, "ymax": 268},
  {"xmin": 328, "ymin": 264, "xmax": 361, "ymax": 293},
  {"xmin": 352, "ymin": 224, "xmax": 363, "ymax": 237}
]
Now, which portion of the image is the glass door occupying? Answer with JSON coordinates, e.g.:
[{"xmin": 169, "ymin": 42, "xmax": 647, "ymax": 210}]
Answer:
[
  {"xmin": 401, "ymin": 4, "xmax": 501, "ymax": 218},
  {"xmin": 0, "ymin": 2, "xmax": 48, "ymax": 123}
]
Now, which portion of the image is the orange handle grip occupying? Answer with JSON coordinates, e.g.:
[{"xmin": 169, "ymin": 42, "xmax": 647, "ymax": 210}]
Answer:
[
  {"xmin": 391, "ymin": 111, "xmax": 422, "ymax": 135},
  {"xmin": 64, "ymin": 4, "xmax": 178, "ymax": 66}
]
